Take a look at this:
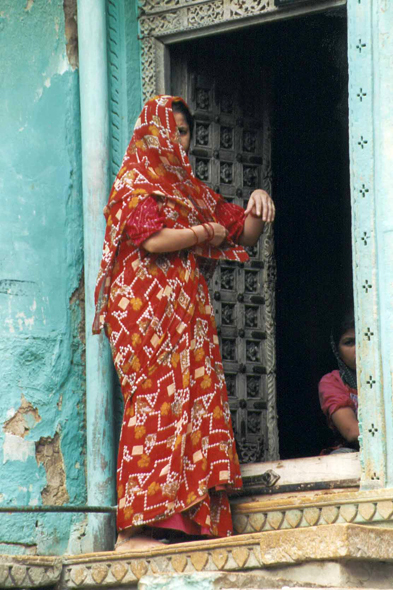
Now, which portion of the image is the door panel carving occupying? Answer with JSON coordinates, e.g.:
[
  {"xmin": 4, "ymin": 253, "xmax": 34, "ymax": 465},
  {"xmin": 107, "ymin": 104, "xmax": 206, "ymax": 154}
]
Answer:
[{"xmin": 172, "ymin": 52, "xmax": 279, "ymax": 462}]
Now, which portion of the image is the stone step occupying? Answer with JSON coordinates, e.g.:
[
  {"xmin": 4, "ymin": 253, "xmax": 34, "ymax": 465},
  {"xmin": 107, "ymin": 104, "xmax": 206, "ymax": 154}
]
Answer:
[
  {"xmin": 2, "ymin": 524, "xmax": 393, "ymax": 588},
  {"xmin": 60, "ymin": 524, "xmax": 393, "ymax": 589}
]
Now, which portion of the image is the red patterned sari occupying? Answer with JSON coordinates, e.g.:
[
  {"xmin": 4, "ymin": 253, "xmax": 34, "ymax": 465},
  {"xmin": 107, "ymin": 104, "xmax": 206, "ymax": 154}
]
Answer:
[{"xmin": 94, "ymin": 96, "xmax": 249, "ymax": 537}]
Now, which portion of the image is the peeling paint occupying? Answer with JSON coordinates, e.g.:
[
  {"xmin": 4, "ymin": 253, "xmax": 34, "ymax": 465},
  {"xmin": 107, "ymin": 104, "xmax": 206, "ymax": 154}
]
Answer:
[
  {"xmin": 3, "ymin": 396, "xmax": 41, "ymax": 438},
  {"xmin": 0, "ymin": 0, "xmax": 86, "ymax": 554},
  {"xmin": 36, "ymin": 433, "xmax": 70, "ymax": 506},
  {"xmin": 2, "ymin": 397, "xmax": 41, "ymax": 463},
  {"xmin": 63, "ymin": 0, "xmax": 78, "ymax": 69},
  {"xmin": 69, "ymin": 273, "xmax": 85, "ymax": 368},
  {"xmin": 3, "ymin": 433, "xmax": 36, "ymax": 464}
]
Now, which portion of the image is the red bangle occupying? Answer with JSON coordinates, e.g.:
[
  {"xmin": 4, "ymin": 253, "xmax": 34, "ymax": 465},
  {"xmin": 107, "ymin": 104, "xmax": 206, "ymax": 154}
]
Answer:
[
  {"xmin": 201, "ymin": 224, "xmax": 211, "ymax": 241},
  {"xmin": 206, "ymin": 222, "xmax": 215, "ymax": 242},
  {"xmin": 189, "ymin": 227, "xmax": 199, "ymax": 245}
]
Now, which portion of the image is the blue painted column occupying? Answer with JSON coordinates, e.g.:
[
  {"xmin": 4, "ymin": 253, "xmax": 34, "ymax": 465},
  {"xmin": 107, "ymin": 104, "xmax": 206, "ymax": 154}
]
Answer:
[
  {"xmin": 371, "ymin": 0, "xmax": 393, "ymax": 487},
  {"xmin": 77, "ymin": 0, "xmax": 116, "ymax": 550},
  {"xmin": 347, "ymin": 0, "xmax": 393, "ymax": 488}
]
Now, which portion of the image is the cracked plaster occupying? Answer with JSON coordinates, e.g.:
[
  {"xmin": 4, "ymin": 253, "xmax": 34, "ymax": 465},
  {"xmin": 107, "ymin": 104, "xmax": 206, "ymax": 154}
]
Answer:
[{"xmin": 0, "ymin": 0, "xmax": 86, "ymax": 555}]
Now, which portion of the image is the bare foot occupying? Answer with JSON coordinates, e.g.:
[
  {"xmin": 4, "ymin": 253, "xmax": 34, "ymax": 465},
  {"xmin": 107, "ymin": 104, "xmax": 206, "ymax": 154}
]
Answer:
[{"xmin": 115, "ymin": 534, "xmax": 165, "ymax": 552}]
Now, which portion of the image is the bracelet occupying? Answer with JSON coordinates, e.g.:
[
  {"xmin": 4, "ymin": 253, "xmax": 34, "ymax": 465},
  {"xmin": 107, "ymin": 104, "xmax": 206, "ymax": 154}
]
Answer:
[
  {"xmin": 189, "ymin": 226, "xmax": 199, "ymax": 245},
  {"xmin": 207, "ymin": 222, "xmax": 215, "ymax": 242},
  {"xmin": 201, "ymin": 224, "xmax": 211, "ymax": 242},
  {"xmin": 204, "ymin": 222, "xmax": 215, "ymax": 242}
]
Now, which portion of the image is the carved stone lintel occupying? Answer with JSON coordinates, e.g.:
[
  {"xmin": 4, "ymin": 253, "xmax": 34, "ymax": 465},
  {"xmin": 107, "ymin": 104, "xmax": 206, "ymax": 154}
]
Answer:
[
  {"xmin": 138, "ymin": 0, "xmax": 278, "ymax": 102},
  {"xmin": 141, "ymin": 37, "xmax": 156, "ymax": 102},
  {"xmin": 230, "ymin": 0, "xmax": 271, "ymax": 18}
]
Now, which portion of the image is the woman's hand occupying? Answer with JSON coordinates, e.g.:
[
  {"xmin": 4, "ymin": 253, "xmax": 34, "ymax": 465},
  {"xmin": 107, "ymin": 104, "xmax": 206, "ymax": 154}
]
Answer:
[
  {"xmin": 245, "ymin": 189, "xmax": 275, "ymax": 223},
  {"xmin": 209, "ymin": 223, "xmax": 228, "ymax": 247},
  {"xmin": 238, "ymin": 190, "xmax": 275, "ymax": 247}
]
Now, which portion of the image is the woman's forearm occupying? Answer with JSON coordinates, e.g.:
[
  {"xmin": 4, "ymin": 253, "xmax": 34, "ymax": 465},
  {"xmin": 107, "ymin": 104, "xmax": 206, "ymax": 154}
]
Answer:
[
  {"xmin": 142, "ymin": 226, "xmax": 206, "ymax": 253},
  {"xmin": 238, "ymin": 215, "xmax": 265, "ymax": 247},
  {"xmin": 240, "ymin": 189, "xmax": 274, "ymax": 246}
]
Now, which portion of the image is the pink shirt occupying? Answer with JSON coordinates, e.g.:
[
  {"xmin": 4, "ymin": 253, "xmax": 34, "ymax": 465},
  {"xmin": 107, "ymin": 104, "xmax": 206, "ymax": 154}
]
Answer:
[{"xmin": 318, "ymin": 370, "xmax": 358, "ymax": 430}]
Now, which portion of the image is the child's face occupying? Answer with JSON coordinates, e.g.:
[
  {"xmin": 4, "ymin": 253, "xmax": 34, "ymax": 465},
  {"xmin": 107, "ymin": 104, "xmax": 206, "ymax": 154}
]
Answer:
[{"xmin": 338, "ymin": 328, "xmax": 356, "ymax": 371}]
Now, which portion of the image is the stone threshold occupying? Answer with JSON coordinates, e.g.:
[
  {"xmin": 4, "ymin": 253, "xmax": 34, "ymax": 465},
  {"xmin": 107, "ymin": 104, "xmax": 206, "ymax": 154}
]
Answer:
[
  {"xmin": 2, "ymin": 524, "xmax": 393, "ymax": 589},
  {"xmin": 231, "ymin": 487, "xmax": 393, "ymax": 534}
]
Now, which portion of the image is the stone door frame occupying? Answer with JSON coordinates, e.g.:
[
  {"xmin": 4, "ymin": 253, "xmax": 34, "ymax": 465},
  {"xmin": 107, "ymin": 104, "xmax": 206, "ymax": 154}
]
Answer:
[{"xmin": 106, "ymin": 0, "xmax": 390, "ymax": 490}]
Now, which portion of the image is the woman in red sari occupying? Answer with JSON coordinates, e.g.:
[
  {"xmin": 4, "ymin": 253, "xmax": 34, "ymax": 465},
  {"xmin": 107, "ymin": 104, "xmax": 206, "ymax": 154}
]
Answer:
[{"xmin": 94, "ymin": 95, "xmax": 275, "ymax": 551}]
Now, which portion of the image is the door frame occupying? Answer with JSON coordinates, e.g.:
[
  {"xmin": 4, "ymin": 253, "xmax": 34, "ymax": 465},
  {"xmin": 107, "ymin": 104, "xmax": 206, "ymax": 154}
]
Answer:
[{"xmin": 106, "ymin": 0, "xmax": 390, "ymax": 490}]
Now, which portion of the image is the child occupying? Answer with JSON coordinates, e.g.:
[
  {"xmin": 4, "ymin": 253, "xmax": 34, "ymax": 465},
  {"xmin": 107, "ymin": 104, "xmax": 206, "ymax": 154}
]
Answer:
[{"xmin": 319, "ymin": 310, "xmax": 359, "ymax": 452}]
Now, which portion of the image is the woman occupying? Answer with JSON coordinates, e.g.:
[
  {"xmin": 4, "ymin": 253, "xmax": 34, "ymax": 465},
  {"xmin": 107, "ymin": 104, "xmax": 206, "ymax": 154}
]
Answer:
[
  {"xmin": 94, "ymin": 95, "xmax": 275, "ymax": 550},
  {"xmin": 319, "ymin": 310, "xmax": 359, "ymax": 452}
]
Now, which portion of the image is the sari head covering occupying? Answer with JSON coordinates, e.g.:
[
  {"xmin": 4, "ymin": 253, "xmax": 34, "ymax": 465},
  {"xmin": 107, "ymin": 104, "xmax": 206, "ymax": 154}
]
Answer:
[{"xmin": 93, "ymin": 95, "xmax": 248, "ymax": 334}]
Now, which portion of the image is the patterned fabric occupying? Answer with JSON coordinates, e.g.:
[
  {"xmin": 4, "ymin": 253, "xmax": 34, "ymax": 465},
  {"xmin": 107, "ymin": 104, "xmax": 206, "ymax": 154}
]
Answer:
[
  {"xmin": 125, "ymin": 196, "xmax": 166, "ymax": 246},
  {"xmin": 93, "ymin": 95, "xmax": 248, "ymax": 335},
  {"xmin": 126, "ymin": 196, "xmax": 245, "ymax": 248},
  {"xmin": 93, "ymin": 96, "xmax": 250, "ymax": 537}
]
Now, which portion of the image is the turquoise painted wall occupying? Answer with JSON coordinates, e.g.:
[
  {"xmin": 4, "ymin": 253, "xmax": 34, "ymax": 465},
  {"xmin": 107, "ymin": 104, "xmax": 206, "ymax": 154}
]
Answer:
[
  {"xmin": 107, "ymin": 0, "xmax": 143, "ymax": 447},
  {"xmin": 124, "ymin": 1, "xmax": 143, "ymax": 143},
  {"xmin": 107, "ymin": 0, "xmax": 142, "ymax": 178},
  {"xmin": 0, "ymin": 0, "xmax": 87, "ymax": 555}
]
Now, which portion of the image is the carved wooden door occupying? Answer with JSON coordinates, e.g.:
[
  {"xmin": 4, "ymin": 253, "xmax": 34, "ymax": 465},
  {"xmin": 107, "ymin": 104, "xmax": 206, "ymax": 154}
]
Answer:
[{"xmin": 171, "ymin": 49, "xmax": 279, "ymax": 462}]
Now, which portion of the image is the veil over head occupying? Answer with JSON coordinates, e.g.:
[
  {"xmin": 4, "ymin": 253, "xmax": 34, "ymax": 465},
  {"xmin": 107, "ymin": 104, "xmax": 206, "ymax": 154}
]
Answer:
[{"xmin": 93, "ymin": 95, "xmax": 248, "ymax": 333}]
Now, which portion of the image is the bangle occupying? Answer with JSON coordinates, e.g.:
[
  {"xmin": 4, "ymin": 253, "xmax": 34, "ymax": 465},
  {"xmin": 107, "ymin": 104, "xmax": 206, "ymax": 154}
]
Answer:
[
  {"xmin": 201, "ymin": 224, "xmax": 211, "ymax": 242},
  {"xmin": 189, "ymin": 227, "xmax": 199, "ymax": 245},
  {"xmin": 206, "ymin": 222, "xmax": 215, "ymax": 242}
]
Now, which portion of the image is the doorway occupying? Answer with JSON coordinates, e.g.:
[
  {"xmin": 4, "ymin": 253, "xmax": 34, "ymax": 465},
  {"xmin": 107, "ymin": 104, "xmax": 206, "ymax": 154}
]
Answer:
[
  {"xmin": 170, "ymin": 8, "xmax": 352, "ymax": 460},
  {"xmin": 271, "ymin": 12, "xmax": 352, "ymax": 458}
]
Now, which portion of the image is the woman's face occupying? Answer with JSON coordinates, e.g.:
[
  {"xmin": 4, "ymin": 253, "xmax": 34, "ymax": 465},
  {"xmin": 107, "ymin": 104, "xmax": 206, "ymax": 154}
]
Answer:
[
  {"xmin": 173, "ymin": 111, "xmax": 191, "ymax": 154},
  {"xmin": 338, "ymin": 328, "xmax": 356, "ymax": 371}
]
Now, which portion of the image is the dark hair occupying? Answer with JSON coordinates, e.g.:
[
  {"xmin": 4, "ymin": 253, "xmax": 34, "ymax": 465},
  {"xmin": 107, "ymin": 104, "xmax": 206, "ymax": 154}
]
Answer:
[
  {"xmin": 331, "ymin": 308, "xmax": 355, "ymax": 347},
  {"xmin": 172, "ymin": 100, "xmax": 194, "ymax": 140}
]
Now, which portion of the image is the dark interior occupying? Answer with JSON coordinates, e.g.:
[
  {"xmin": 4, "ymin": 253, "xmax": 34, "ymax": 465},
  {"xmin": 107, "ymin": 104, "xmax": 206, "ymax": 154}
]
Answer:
[
  {"xmin": 169, "ymin": 9, "xmax": 353, "ymax": 459},
  {"xmin": 270, "ymin": 12, "xmax": 353, "ymax": 458}
]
